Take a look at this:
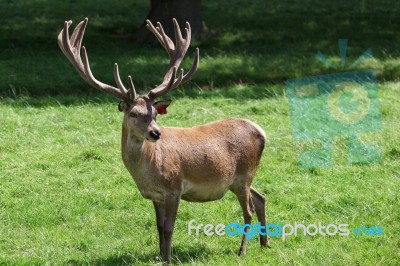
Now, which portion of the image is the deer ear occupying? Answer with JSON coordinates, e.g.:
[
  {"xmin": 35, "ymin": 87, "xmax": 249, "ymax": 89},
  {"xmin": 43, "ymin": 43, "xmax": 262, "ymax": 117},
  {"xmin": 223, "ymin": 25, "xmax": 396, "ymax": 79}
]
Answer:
[
  {"xmin": 153, "ymin": 100, "xmax": 172, "ymax": 115},
  {"xmin": 118, "ymin": 100, "xmax": 129, "ymax": 112}
]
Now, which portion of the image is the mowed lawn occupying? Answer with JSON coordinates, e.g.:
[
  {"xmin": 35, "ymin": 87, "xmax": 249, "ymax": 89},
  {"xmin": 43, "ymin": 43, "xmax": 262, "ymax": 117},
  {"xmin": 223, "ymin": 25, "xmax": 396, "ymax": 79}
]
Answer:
[
  {"xmin": 1, "ymin": 0, "xmax": 400, "ymax": 264},
  {"xmin": 0, "ymin": 83, "xmax": 399, "ymax": 265}
]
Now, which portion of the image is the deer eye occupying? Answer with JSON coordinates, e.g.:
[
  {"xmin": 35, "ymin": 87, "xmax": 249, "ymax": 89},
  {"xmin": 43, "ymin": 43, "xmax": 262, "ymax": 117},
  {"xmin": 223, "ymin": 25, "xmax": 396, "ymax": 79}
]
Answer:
[{"xmin": 129, "ymin": 112, "xmax": 138, "ymax": 118}]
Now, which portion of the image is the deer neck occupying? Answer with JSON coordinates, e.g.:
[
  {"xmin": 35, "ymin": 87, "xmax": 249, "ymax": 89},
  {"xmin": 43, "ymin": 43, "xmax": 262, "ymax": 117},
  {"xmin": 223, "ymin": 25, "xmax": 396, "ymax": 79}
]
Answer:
[{"xmin": 121, "ymin": 121, "xmax": 155, "ymax": 172}]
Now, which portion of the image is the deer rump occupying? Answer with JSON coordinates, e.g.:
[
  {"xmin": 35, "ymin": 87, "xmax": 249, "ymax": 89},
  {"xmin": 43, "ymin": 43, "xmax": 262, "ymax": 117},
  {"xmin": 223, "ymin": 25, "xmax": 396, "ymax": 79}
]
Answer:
[{"xmin": 122, "ymin": 118, "xmax": 266, "ymax": 203}]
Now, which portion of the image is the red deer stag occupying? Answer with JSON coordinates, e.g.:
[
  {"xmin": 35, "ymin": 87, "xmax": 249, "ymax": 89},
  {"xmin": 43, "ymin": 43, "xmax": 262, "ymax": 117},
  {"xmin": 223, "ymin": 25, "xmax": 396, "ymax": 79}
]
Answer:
[{"xmin": 58, "ymin": 18, "xmax": 269, "ymax": 264}]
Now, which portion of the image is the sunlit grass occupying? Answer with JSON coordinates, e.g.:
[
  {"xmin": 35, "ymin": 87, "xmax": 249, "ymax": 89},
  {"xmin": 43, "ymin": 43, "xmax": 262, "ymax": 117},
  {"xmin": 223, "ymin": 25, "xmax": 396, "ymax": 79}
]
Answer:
[{"xmin": 1, "ymin": 83, "xmax": 399, "ymax": 265}]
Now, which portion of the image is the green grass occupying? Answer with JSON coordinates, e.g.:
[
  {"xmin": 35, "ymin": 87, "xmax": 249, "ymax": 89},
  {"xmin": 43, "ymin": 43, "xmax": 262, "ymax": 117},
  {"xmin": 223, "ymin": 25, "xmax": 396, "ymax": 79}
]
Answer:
[
  {"xmin": 1, "ymin": 0, "xmax": 400, "ymax": 265},
  {"xmin": 1, "ymin": 83, "xmax": 399, "ymax": 265}
]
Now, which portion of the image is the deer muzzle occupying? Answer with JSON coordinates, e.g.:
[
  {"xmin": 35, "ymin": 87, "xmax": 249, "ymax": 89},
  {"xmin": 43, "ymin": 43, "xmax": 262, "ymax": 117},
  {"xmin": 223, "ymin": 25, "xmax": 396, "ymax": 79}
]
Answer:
[{"xmin": 149, "ymin": 130, "xmax": 161, "ymax": 141}]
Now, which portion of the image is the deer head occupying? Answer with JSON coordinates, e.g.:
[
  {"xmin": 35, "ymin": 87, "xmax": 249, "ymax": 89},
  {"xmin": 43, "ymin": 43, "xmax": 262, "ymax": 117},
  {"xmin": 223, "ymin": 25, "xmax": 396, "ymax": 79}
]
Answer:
[{"xmin": 58, "ymin": 18, "xmax": 199, "ymax": 142}]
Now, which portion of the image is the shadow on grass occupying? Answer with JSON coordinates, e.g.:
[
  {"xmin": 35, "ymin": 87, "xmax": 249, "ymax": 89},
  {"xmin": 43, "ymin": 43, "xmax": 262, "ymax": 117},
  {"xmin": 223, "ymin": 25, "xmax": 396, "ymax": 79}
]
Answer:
[
  {"xmin": 1, "ymin": 0, "xmax": 400, "ymax": 97},
  {"xmin": 0, "ymin": 83, "xmax": 285, "ymax": 108},
  {"xmin": 65, "ymin": 244, "xmax": 213, "ymax": 265}
]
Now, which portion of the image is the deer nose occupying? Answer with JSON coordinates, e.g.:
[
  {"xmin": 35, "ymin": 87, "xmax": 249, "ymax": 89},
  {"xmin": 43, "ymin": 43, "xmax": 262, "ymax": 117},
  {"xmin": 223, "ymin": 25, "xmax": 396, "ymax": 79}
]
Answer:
[{"xmin": 149, "ymin": 130, "xmax": 161, "ymax": 140}]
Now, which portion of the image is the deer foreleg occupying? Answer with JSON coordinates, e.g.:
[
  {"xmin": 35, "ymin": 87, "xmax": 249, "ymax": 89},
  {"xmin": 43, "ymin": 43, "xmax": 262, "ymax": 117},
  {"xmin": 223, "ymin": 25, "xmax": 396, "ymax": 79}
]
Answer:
[
  {"xmin": 153, "ymin": 201, "xmax": 166, "ymax": 257},
  {"xmin": 163, "ymin": 193, "xmax": 181, "ymax": 264}
]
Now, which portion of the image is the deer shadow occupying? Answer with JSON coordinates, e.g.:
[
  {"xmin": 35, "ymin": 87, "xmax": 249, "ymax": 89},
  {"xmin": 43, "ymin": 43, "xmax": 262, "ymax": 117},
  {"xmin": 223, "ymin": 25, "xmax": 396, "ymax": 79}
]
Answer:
[
  {"xmin": 0, "ymin": 82, "xmax": 284, "ymax": 109},
  {"xmin": 66, "ymin": 244, "xmax": 214, "ymax": 265}
]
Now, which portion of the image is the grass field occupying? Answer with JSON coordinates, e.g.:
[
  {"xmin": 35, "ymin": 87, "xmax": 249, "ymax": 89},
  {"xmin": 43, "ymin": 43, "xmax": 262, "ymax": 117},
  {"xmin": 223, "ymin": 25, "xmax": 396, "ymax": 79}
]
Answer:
[
  {"xmin": 1, "ymin": 0, "xmax": 400, "ymax": 265},
  {"xmin": 1, "ymin": 84, "xmax": 399, "ymax": 265}
]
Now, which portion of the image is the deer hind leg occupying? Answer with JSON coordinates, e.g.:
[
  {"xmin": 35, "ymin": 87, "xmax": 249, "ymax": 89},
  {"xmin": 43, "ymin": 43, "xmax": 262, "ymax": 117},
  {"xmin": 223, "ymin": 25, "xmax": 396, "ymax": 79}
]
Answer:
[
  {"xmin": 231, "ymin": 180, "xmax": 255, "ymax": 256},
  {"xmin": 250, "ymin": 187, "xmax": 270, "ymax": 248}
]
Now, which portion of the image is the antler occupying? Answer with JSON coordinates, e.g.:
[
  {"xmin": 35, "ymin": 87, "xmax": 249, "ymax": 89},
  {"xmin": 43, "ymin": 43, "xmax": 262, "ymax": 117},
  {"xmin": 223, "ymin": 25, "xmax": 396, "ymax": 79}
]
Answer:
[
  {"xmin": 57, "ymin": 18, "xmax": 136, "ymax": 101},
  {"xmin": 145, "ymin": 18, "xmax": 199, "ymax": 100},
  {"xmin": 58, "ymin": 18, "xmax": 199, "ymax": 102}
]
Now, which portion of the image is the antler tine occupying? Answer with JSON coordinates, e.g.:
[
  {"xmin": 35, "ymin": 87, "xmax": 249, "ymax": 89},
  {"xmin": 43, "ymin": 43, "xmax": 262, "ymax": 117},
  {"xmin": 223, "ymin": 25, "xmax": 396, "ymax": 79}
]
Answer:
[
  {"xmin": 114, "ymin": 63, "xmax": 131, "ymax": 98},
  {"xmin": 58, "ymin": 20, "xmax": 85, "ymax": 78},
  {"xmin": 156, "ymin": 22, "xmax": 175, "ymax": 52},
  {"xmin": 58, "ymin": 18, "xmax": 134, "ymax": 101},
  {"xmin": 183, "ymin": 21, "xmax": 192, "ymax": 51},
  {"xmin": 174, "ymin": 68, "xmax": 184, "ymax": 86},
  {"xmin": 70, "ymin": 19, "xmax": 87, "ymax": 51},
  {"xmin": 172, "ymin": 18, "xmax": 184, "ymax": 48},
  {"xmin": 128, "ymin": 76, "xmax": 137, "ymax": 100},
  {"xmin": 146, "ymin": 20, "xmax": 166, "ymax": 50},
  {"xmin": 147, "ymin": 67, "xmax": 177, "ymax": 99},
  {"xmin": 181, "ymin": 48, "xmax": 199, "ymax": 84},
  {"xmin": 57, "ymin": 21, "xmax": 71, "ymax": 58},
  {"xmin": 146, "ymin": 19, "xmax": 200, "ymax": 100}
]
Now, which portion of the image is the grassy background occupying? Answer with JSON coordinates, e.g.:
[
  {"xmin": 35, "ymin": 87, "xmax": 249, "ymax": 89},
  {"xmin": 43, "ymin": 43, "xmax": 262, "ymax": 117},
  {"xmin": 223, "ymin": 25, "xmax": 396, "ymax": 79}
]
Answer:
[{"xmin": 1, "ymin": 0, "xmax": 400, "ymax": 265}]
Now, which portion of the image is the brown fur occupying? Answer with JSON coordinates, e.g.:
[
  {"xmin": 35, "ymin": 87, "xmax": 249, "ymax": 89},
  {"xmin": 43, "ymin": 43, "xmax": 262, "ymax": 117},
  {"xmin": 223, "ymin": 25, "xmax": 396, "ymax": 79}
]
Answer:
[
  {"xmin": 120, "ymin": 101, "xmax": 270, "ymax": 262},
  {"xmin": 122, "ymin": 118, "xmax": 265, "ymax": 202}
]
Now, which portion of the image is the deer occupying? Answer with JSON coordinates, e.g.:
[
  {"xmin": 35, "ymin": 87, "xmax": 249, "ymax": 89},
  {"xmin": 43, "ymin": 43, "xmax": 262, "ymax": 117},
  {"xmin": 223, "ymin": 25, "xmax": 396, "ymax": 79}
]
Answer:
[{"xmin": 58, "ymin": 17, "xmax": 269, "ymax": 264}]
